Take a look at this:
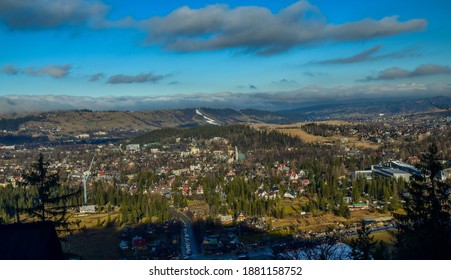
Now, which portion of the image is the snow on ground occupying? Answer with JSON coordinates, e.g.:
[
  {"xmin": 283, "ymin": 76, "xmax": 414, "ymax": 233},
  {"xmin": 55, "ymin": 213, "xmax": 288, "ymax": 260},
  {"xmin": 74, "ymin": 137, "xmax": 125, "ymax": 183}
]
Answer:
[{"xmin": 195, "ymin": 109, "xmax": 220, "ymax": 126}]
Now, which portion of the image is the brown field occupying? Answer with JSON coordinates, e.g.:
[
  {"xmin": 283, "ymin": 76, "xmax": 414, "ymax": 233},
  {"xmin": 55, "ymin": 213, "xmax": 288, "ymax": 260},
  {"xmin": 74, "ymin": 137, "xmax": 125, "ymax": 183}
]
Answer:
[
  {"xmin": 278, "ymin": 128, "xmax": 330, "ymax": 143},
  {"xmin": 70, "ymin": 212, "xmax": 120, "ymax": 228},
  {"xmin": 272, "ymin": 213, "xmax": 342, "ymax": 232},
  {"xmin": 369, "ymin": 230, "xmax": 396, "ymax": 244},
  {"xmin": 251, "ymin": 122, "xmax": 379, "ymax": 149},
  {"xmin": 271, "ymin": 198, "xmax": 391, "ymax": 232},
  {"xmin": 271, "ymin": 210, "xmax": 392, "ymax": 232},
  {"xmin": 251, "ymin": 121, "xmax": 352, "ymax": 130},
  {"xmin": 63, "ymin": 227, "xmax": 122, "ymax": 259},
  {"xmin": 61, "ymin": 211, "xmax": 123, "ymax": 259}
]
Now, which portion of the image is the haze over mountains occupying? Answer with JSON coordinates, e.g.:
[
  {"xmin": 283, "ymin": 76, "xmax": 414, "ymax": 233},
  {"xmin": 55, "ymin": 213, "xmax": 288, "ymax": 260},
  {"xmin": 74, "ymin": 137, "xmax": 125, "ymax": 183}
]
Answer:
[
  {"xmin": 0, "ymin": 93, "xmax": 451, "ymax": 117},
  {"xmin": 1, "ymin": 95, "xmax": 449, "ymax": 127}
]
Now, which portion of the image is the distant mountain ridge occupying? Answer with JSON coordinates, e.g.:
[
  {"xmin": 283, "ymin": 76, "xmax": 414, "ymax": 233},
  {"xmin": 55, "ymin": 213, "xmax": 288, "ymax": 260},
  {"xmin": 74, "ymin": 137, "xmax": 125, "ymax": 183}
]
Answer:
[
  {"xmin": 278, "ymin": 96, "xmax": 451, "ymax": 121},
  {"xmin": 0, "ymin": 108, "xmax": 286, "ymax": 135},
  {"xmin": 1, "ymin": 95, "xmax": 450, "ymax": 118},
  {"xmin": 0, "ymin": 96, "xmax": 449, "ymax": 133}
]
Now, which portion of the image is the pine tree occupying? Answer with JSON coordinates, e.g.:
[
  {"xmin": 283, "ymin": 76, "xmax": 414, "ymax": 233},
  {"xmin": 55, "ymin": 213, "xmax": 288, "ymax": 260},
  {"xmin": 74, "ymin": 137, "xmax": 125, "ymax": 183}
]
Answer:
[
  {"xmin": 349, "ymin": 221, "xmax": 376, "ymax": 260},
  {"xmin": 117, "ymin": 212, "xmax": 122, "ymax": 226},
  {"xmin": 338, "ymin": 201, "xmax": 350, "ymax": 219},
  {"xmin": 106, "ymin": 212, "xmax": 112, "ymax": 227},
  {"xmin": 388, "ymin": 184, "xmax": 400, "ymax": 211},
  {"xmin": 372, "ymin": 240, "xmax": 390, "ymax": 260},
  {"xmin": 21, "ymin": 154, "xmax": 81, "ymax": 234},
  {"xmin": 395, "ymin": 143, "xmax": 451, "ymax": 259}
]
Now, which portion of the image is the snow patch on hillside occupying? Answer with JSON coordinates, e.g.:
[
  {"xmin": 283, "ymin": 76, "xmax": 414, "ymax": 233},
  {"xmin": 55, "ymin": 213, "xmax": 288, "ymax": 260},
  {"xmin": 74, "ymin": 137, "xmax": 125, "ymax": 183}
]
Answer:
[{"xmin": 195, "ymin": 109, "xmax": 220, "ymax": 126}]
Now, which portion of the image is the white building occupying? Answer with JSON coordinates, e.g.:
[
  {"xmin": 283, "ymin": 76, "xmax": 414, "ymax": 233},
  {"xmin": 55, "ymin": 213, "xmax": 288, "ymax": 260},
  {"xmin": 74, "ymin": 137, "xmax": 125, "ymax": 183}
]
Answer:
[
  {"xmin": 79, "ymin": 205, "xmax": 97, "ymax": 214},
  {"xmin": 125, "ymin": 144, "xmax": 140, "ymax": 152}
]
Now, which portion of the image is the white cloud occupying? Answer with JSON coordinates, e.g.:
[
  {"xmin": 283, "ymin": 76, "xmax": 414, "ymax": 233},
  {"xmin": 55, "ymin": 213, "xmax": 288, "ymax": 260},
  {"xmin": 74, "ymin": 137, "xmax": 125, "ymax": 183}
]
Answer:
[
  {"xmin": 107, "ymin": 72, "xmax": 166, "ymax": 84},
  {"xmin": 362, "ymin": 64, "xmax": 451, "ymax": 81},
  {"xmin": 143, "ymin": 1, "xmax": 427, "ymax": 55},
  {"xmin": 2, "ymin": 83, "xmax": 449, "ymax": 113},
  {"xmin": 1, "ymin": 64, "xmax": 71, "ymax": 78},
  {"xmin": 0, "ymin": 0, "xmax": 109, "ymax": 29},
  {"xmin": 318, "ymin": 45, "xmax": 420, "ymax": 64},
  {"xmin": 88, "ymin": 73, "xmax": 105, "ymax": 82}
]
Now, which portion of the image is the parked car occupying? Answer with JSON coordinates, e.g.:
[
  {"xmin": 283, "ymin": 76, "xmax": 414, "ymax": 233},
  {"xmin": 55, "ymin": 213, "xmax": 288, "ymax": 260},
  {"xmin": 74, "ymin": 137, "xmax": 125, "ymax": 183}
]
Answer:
[{"xmin": 119, "ymin": 240, "xmax": 128, "ymax": 250}]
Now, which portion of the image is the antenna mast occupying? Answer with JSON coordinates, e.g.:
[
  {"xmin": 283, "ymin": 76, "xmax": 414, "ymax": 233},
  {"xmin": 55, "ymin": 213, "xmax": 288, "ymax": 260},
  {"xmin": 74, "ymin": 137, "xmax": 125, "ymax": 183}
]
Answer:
[{"xmin": 82, "ymin": 155, "xmax": 95, "ymax": 205}]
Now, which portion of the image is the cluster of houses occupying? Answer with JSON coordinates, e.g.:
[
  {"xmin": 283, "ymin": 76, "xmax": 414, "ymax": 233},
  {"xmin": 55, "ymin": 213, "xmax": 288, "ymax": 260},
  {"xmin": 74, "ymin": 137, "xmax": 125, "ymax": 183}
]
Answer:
[
  {"xmin": 202, "ymin": 232, "xmax": 242, "ymax": 255},
  {"xmin": 361, "ymin": 113, "xmax": 450, "ymax": 144},
  {"xmin": 118, "ymin": 222, "xmax": 180, "ymax": 259},
  {"xmin": 1, "ymin": 126, "xmax": 450, "ymax": 225},
  {"xmin": 216, "ymin": 212, "xmax": 267, "ymax": 229}
]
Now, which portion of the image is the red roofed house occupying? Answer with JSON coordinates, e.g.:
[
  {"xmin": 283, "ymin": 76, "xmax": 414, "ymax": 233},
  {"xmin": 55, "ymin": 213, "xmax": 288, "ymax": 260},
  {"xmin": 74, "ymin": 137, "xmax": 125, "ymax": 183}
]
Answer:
[{"xmin": 132, "ymin": 236, "xmax": 147, "ymax": 250}]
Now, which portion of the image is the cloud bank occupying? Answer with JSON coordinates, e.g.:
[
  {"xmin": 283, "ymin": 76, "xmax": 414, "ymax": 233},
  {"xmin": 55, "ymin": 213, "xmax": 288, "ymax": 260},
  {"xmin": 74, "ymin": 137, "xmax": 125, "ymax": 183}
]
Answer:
[
  {"xmin": 144, "ymin": 0, "xmax": 427, "ymax": 55},
  {"xmin": 362, "ymin": 64, "xmax": 451, "ymax": 81},
  {"xmin": 0, "ymin": 1, "xmax": 427, "ymax": 56},
  {"xmin": 2, "ymin": 83, "xmax": 449, "ymax": 114},
  {"xmin": 88, "ymin": 73, "xmax": 104, "ymax": 82},
  {"xmin": 1, "ymin": 64, "xmax": 71, "ymax": 78},
  {"xmin": 106, "ymin": 72, "xmax": 166, "ymax": 84},
  {"xmin": 320, "ymin": 45, "xmax": 381, "ymax": 64},
  {"xmin": 319, "ymin": 45, "xmax": 420, "ymax": 64},
  {"xmin": 0, "ymin": 0, "xmax": 109, "ymax": 29}
]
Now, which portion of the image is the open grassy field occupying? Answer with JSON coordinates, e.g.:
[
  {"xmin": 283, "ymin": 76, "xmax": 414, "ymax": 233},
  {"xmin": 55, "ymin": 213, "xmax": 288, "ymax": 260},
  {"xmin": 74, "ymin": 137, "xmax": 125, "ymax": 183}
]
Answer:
[
  {"xmin": 251, "ymin": 122, "xmax": 379, "ymax": 149},
  {"xmin": 71, "ymin": 212, "xmax": 120, "ymax": 228},
  {"xmin": 271, "ymin": 197, "xmax": 389, "ymax": 231},
  {"xmin": 271, "ymin": 210, "xmax": 392, "ymax": 232},
  {"xmin": 278, "ymin": 128, "xmax": 329, "ymax": 143},
  {"xmin": 251, "ymin": 121, "xmax": 351, "ymax": 131},
  {"xmin": 370, "ymin": 230, "xmax": 396, "ymax": 244},
  {"xmin": 63, "ymin": 227, "xmax": 123, "ymax": 259},
  {"xmin": 62, "ymin": 211, "xmax": 124, "ymax": 259}
]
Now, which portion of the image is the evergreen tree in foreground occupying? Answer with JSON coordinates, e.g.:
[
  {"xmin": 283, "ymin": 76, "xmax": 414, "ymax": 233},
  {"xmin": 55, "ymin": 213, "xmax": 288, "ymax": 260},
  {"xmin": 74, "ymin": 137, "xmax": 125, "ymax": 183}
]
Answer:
[
  {"xmin": 21, "ymin": 154, "xmax": 81, "ymax": 234},
  {"xmin": 395, "ymin": 143, "xmax": 451, "ymax": 259},
  {"xmin": 350, "ymin": 221, "xmax": 376, "ymax": 260}
]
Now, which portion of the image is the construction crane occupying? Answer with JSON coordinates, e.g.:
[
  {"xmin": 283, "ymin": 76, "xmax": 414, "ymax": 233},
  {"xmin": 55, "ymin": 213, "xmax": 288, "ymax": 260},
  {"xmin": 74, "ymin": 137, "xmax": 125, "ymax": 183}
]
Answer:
[{"xmin": 82, "ymin": 155, "xmax": 95, "ymax": 205}]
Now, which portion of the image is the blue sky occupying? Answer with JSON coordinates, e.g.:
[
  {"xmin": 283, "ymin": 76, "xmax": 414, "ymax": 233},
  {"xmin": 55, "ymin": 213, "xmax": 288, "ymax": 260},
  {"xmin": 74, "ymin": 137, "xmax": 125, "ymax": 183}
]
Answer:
[{"xmin": 0, "ymin": 0, "xmax": 450, "ymax": 109}]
